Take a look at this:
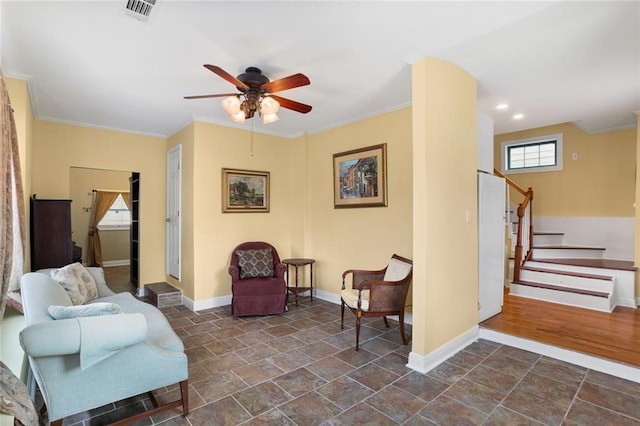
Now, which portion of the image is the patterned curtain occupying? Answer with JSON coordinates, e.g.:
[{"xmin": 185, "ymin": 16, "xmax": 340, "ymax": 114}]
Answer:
[
  {"xmin": 0, "ymin": 75, "xmax": 26, "ymax": 320},
  {"xmin": 86, "ymin": 191, "xmax": 119, "ymax": 267}
]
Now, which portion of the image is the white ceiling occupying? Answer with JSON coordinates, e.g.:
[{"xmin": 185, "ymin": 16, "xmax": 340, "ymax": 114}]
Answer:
[{"xmin": 1, "ymin": 1, "xmax": 638, "ymax": 138}]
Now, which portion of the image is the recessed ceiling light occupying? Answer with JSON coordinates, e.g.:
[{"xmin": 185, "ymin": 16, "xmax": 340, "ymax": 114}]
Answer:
[
  {"xmin": 513, "ymin": 113, "xmax": 524, "ymax": 120},
  {"xmin": 496, "ymin": 103, "xmax": 509, "ymax": 110}
]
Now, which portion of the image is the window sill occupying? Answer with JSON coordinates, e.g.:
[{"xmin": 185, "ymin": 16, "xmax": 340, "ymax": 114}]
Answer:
[{"xmin": 97, "ymin": 226, "xmax": 130, "ymax": 232}]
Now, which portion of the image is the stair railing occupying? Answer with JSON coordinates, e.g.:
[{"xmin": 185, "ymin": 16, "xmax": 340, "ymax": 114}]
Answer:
[{"xmin": 494, "ymin": 169, "xmax": 534, "ymax": 283}]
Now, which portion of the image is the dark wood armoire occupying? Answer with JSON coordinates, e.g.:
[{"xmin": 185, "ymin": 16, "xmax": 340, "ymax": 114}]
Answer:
[{"xmin": 30, "ymin": 196, "xmax": 74, "ymax": 271}]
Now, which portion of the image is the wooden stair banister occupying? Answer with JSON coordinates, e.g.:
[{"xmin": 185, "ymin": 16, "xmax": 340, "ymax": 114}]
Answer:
[
  {"xmin": 494, "ymin": 169, "xmax": 527, "ymax": 197},
  {"xmin": 494, "ymin": 168, "xmax": 534, "ymax": 282}
]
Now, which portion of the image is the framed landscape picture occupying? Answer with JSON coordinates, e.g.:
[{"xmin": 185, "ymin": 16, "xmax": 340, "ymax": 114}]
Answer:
[
  {"xmin": 222, "ymin": 168, "xmax": 270, "ymax": 213},
  {"xmin": 333, "ymin": 143, "xmax": 387, "ymax": 208}
]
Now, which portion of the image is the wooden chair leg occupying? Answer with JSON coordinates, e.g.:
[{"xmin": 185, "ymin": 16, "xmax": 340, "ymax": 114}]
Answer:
[
  {"xmin": 399, "ymin": 311, "xmax": 408, "ymax": 345},
  {"xmin": 179, "ymin": 380, "xmax": 189, "ymax": 416},
  {"xmin": 147, "ymin": 390, "xmax": 159, "ymax": 408},
  {"xmin": 340, "ymin": 301, "xmax": 345, "ymax": 330},
  {"xmin": 355, "ymin": 315, "xmax": 361, "ymax": 351},
  {"xmin": 50, "ymin": 420, "xmax": 63, "ymax": 426},
  {"xmin": 383, "ymin": 316, "xmax": 390, "ymax": 328},
  {"xmin": 39, "ymin": 403, "xmax": 47, "ymax": 419}
]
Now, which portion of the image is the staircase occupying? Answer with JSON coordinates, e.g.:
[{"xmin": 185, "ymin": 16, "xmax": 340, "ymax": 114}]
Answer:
[
  {"xmin": 496, "ymin": 168, "xmax": 636, "ymax": 313},
  {"xmin": 509, "ymin": 230, "xmax": 636, "ymax": 313}
]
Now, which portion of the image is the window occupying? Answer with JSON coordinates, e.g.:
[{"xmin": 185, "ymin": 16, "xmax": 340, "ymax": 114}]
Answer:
[
  {"xmin": 501, "ymin": 133, "xmax": 563, "ymax": 174},
  {"xmin": 98, "ymin": 194, "xmax": 131, "ymax": 230}
]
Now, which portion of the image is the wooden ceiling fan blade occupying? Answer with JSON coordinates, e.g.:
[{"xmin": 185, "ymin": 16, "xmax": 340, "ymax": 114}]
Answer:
[
  {"xmin": 203, "ymin": 64, "xmax": 249, "ymax": 91},
  {"xmin": 261, "ymin": 73, "xmax": 310, "ymax": 93},
  {"xmin": 270, "ymin": 95, "xmax": 312, "ymax": 114},
  {"xmin": 184, "ymin": 93, "xmax": 240, "ymax": 99}
]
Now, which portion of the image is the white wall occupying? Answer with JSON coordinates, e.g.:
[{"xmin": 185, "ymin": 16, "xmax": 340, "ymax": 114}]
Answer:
[{"xmin": 534, "ymin": 216, "xmax": 634, "ymax": 261}]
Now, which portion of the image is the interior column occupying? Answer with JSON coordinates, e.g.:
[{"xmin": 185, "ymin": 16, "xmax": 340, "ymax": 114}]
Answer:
[{"xmin": 409, "ymin": 57, "xmax": 479, "ymax": 372}]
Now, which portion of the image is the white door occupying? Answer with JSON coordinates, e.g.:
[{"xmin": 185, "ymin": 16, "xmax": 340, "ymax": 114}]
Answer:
[
  {"xmin": 478, "ymin": 173, "xmax": 506, "ymax": 322},
  {"xmin": 166, "ymin": 145, "xmax": 181, "ymax": 279}
]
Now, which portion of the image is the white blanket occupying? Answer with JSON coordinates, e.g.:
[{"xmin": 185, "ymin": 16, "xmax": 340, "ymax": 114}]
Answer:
[{"xmin": 77, "ymin": 314, "xmax": 147, "ymax": 369}]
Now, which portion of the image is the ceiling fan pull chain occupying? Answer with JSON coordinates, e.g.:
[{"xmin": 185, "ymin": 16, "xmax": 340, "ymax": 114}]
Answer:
[{"xmin": 250, "ymin": 119, "xmax": 254, "ymax": 157}]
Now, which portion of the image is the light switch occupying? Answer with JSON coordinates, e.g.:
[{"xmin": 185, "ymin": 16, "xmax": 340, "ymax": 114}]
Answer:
[{"xmin": 572, "ymin": 152, "xmax": 578, "ymax": 160}]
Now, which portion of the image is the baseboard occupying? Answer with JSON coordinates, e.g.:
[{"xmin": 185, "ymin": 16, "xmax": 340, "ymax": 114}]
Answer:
[
  {"xmin": 406, "ymin": 325, "xmax": 479, "ymax": 374},
  {"xmin": 479, "ymin": 328, "xmax": 640, "ymax": 384},
  {"xmin": 184, "ymin": 294, "xmax": 233, "ymax": 312},
  {"xmin": 314, "ymin": 288, "xmax": 341, "ymax": 305},
  {"xmin": 186, "ymin": 288, "xmax": 414, "ymax": 325},
  {"xmin": 615, "ymin": 296, "xmax": 637, "ymax": 309},
  {"xmin": 102, "ymin": 260, "xmax": 130, "ymax": 267}
]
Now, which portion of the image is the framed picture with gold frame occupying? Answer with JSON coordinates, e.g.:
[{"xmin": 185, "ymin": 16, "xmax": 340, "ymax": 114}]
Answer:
[
  {"xmin": 333, "ymin": 143, "xmax": 387, "ymax": 208},
  {"xmin": 222, "ymin": 168, "xmax": 270, "ymax": 213}
]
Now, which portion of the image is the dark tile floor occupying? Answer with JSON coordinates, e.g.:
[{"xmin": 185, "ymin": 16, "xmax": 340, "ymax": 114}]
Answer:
[{"xmin": 61, "ymin": 298, "xmax": 640, "ymax": 425}]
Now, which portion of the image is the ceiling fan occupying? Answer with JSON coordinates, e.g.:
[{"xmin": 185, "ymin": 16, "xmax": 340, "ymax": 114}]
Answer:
[{"xmin": 184, "ymin": 65, "xmax": 312, "ymax": 124}]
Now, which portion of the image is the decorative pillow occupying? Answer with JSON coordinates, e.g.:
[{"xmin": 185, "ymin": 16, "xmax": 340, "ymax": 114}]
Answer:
[
  {"xmin": 48, "ymin": 303, "xmax": 123, "ymax": 320},
  {"xmin": 50, "ymin": 263, "xmax": 98, "ymax": 305},
  {"xmin": 235, "ymin": 248, "xmax": 274, "ymax": 279},
  {"xmin": 383, "ymin": 257, "xmax": 412, "ymax": 282}
]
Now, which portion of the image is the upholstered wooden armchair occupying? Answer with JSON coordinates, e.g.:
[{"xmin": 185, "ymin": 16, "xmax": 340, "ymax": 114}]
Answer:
[
  {"xmin": 229, "ymin": 241, "xmax": 288, "ymax": 317},
  {"xmin": 341, "ymin": 254, "xmax": 413, "ymax": 350}
]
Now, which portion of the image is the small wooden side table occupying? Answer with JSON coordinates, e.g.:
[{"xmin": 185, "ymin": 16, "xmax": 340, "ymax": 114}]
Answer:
[{"xmin": 282, "ymin": 258, "xmax": 315, "ymax": 307}]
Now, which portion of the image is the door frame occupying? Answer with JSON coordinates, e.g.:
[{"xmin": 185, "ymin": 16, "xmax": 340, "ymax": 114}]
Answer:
[{"xmin": 166, "ymin": 145, "xmax": 182, "ymax": 279}]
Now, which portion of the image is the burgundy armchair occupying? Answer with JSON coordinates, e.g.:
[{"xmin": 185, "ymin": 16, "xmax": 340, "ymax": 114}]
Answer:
[{"xmin": 229, "ymin": 241, "xmax": 287, "ymax": 317}]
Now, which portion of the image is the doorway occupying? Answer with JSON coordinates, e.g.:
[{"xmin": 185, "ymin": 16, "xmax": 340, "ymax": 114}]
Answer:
[
  {"xmin": 166, "ymin": 145, "xmax": 181, "ymax": 279},
  {"xmin": 69, "ymin": 167, "xmax": 139, "ymax": 289}
]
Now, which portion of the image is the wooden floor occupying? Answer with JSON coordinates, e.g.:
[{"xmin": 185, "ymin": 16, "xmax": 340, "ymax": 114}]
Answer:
[{"xmin": 481, "ymin": 288, "xmax": 640, "ymax": 367}]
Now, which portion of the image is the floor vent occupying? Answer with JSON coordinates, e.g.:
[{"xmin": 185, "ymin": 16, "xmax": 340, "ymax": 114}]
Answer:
[{"xmin": 125, "ymin": 0, "xmax": 156, "ymax": 21}]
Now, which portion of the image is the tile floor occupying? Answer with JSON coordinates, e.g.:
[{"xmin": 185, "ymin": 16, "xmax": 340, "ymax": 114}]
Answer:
[{"xmin": 59, "ymin": 298, "xmax": 640, "ymax": 425}]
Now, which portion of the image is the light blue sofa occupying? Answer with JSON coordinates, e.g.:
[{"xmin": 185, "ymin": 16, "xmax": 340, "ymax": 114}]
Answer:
[{"xmin": 19, "ymin": 268, "xmax": 189, "ymax": 425}]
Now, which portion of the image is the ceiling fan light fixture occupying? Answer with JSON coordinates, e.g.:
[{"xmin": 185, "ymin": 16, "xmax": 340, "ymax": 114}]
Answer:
[
  {"xmin": 229, "ymin": 110, "xmax": 246, "ymax": 123},
  {"xmin": 260, "ymin": 97, "xmax": 280, "ymax": 115},
  {"xmin": 186, "ymin": 65, "xmax": 312, "ymax": 124},
  {"xmin": 222, "ymin": 96, "xmax": 242, "ymax": 114},
  {"xmin": 262, "ymin": 113, "xmax": 279, "ymax": 124}
]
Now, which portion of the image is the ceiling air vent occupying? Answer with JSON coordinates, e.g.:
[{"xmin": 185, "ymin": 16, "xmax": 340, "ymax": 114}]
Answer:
[{"xmin": 125, "ymin": 0, "xmax": 156, "ymax": 21}]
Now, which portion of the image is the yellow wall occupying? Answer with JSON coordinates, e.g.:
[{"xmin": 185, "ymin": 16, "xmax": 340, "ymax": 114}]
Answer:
[
  {"xmin": 167, "ymin": 122, "xmax": 295, "ymax": 303},
  {"xmin": 69, "ymin": 167, "xmax": 131, "ymax": 263},
  {"xmin": 98, "ymin": 230, "xmax": 130, "ymax": 262},
  {"xmin": 412, "ymin": 58, "xmax": 478, "ymax": 354},
  {"xmin": 167, "ymin": 111, "xmax": 414, "ymax": 307},
  {"xmin": 495, "ymin": 123, "xmax": 636, "ymax": 217},
  {"xmin": 30, "ymin": 120, "xmax": 166, "ymax": 285},
  {"xmin": 306, "ymin": 109, "xmax": 414, "ymax": 297}
]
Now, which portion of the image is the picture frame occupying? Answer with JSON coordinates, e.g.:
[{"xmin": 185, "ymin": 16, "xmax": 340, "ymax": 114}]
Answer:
[
  {"xmin": 222, "ymin": 168, "xmax": 270, "ymax": 213},
  {"xmin": 333, "ymin": 143, "xmax": 387, "ymax": 208}
]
